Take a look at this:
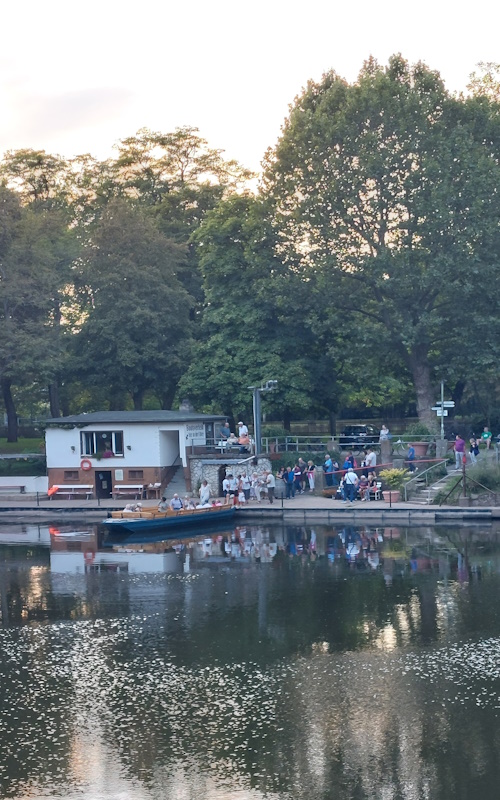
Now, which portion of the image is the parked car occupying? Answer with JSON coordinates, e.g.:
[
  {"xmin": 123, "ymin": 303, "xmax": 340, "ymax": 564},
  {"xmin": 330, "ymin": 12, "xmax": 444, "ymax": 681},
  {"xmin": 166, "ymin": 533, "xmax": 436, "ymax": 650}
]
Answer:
[{"xmin": 338, "ymin": 424, "xmax": 380, "ymax": 448}]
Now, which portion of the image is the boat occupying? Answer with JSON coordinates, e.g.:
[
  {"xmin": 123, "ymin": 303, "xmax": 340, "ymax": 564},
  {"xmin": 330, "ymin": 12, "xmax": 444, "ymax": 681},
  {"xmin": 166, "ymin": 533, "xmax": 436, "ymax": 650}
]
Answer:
[{"xmin": 101, "ymin": 503, "xmax": 235, "ymax": 533}]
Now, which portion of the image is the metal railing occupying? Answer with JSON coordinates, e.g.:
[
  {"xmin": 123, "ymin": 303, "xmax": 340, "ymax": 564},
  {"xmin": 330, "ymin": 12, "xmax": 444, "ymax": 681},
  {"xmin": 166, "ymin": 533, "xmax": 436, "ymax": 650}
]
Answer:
[{"xmin": 403, "ymin": 459, "xmax": 448, "ymax": 502}]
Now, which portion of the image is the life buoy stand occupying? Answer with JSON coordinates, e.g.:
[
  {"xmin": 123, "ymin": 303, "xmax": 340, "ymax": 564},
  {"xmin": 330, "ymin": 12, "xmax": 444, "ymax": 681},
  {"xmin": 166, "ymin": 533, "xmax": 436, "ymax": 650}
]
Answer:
[
  {"xmin": 47, "ymin": 486, "xmax": 59, "ymax": 497},
  {"xmin": 81, "ymin": 459, "xmax": 92, "ymax": 471},
  {"xmin": 84, "ymin": 550, "xmax": 95, "ymax": 565}
]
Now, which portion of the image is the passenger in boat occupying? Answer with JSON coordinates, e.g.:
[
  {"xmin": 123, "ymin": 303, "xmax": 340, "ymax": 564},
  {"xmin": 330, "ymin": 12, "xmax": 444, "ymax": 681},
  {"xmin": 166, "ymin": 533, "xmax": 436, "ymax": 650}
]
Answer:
[
  {"xmin": 158, "ymin": 496, "xmax": 169, "ymax": 511},
  {"xmin": 169, "ymin": 493, "xmax": 184, "ymax": 511},
  {"xmin": 123, "ymin": 502, "xmax": 142, "ymax": 512},
  {"xmin": 184, "ymin": 496, "xmax": 196, "ymax": 509}
]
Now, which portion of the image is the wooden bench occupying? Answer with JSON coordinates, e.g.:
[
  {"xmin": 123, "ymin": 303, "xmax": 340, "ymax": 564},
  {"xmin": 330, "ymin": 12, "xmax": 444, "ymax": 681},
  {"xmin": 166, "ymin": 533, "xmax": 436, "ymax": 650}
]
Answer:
[
  {"xmin": 51, "ymin": 485, "xmax": 94, "ymax": 499},
  {"xmin": 0, "ymin": 484, "xmax": 26, "ymax": 494},
  {"xmin": 112, "ymin": 484, "xmax": 145, "ymax": 499}
]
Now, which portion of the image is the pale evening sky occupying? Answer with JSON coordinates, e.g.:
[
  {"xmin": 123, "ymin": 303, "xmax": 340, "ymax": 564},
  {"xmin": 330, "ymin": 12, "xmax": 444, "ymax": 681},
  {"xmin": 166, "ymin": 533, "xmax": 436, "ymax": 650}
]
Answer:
[{"xmin": 1, "ymin": 0, "xmax": 499, "ymax": 174}]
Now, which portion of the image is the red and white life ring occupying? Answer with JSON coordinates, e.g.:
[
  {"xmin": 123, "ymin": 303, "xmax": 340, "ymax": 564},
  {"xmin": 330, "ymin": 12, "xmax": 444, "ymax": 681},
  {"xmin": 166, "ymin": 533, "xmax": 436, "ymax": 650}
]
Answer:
[{"xmin": 81, "ymin": 458, "xmax": 92, "ymax": 471}]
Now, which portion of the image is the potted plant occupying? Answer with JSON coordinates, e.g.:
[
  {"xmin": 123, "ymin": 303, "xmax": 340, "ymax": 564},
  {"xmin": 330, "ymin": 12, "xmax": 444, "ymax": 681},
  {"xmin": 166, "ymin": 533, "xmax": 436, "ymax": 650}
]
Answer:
[
  {"xmin": 405, "ymin": 422, "xmax": 432, "ymax": 457},
  {"xmin": 379, "ymin": 467, "xmax": 409, "ymax": 503}
]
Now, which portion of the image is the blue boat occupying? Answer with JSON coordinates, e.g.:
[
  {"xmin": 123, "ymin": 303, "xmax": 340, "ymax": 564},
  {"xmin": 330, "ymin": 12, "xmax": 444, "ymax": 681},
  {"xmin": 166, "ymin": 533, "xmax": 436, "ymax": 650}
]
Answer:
[{"xmin": 102, "ymin": 504, "xmax": 235, "ymax": 533}]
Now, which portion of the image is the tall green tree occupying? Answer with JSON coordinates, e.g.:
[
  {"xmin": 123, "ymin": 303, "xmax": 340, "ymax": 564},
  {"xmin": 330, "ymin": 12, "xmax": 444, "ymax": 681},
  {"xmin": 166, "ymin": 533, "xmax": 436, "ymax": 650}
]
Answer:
[
  {"xmin": 73, "ymin": 199, "xmax": 193, "ymax": 410},
  {"xmin": 263, "ymin": 55, "xmax": 500, "ymax": 427},
  {"xmin": 0, "ymin": 188, "xmax": 76, "ymax": 438}
]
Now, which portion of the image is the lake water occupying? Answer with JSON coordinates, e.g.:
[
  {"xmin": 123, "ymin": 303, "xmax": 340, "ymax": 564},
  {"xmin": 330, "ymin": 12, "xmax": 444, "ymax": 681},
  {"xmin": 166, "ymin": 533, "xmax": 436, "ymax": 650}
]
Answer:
[{"xmin": 1, "ymin": 519, "xmax": 500, "ymax": 799}]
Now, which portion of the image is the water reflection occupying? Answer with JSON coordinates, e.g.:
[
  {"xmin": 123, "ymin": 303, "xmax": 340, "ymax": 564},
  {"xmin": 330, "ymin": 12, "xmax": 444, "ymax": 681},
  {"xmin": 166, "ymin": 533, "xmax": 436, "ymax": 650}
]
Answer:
[{"xmin": 1, "ymin": 520, "xmax": 500, "ymax": 798}]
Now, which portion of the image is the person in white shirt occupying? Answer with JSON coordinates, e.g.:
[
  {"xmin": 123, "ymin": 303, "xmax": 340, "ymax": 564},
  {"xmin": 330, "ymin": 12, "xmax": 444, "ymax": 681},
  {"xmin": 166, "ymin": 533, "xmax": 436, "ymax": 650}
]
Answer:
[
  {"xmin": 265, "ymin": 470, "xmax": 276, "ymax": 504},
  {"xmin": 343, "ymin": 468, "xmax": 359, "ymax": 503},
  {"xmin": 365, "ymin": 448, "xmax": 377, "ymax": 471},
  {"xmin": 237, "ymin": 421, "xmax": 248, "ymax": 438},
  {"xmin": 199, "ymin": 480, "xmax": 210, "ymax": 505},
  {"xmin": 241, "ymin": 472, "xmax": 251, "ymax": 501}
]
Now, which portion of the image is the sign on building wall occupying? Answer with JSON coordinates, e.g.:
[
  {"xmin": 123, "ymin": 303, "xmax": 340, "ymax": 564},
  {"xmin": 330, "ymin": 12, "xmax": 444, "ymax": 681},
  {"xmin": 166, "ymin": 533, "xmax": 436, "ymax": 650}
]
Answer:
[
  {"xmin": 115, "ymin": 469, "xmax": 124, "ymax": 481},
  {"xmin": 185, "ymin": 423, "xmax": 205, "ymax": 441}
]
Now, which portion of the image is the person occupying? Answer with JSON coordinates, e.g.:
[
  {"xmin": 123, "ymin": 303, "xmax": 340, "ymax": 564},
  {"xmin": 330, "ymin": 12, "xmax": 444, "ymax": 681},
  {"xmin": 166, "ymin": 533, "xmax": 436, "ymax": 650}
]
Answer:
[
  {"xmin": 222, "ymin": 473, "xmax": 231, "ymax": 502},
  {"xmin": 158, "ymin": 495, "xmax": 168, "ymax": 511},
  {"xmin": 454, "ymin": 435, "xmax": 466, "ymax": 469},
  {"xmin": 358, "ymin": 474, "xmax": 369, "ymax": 499},
  {"xmin": 407, "ymin": 444, "xmax": 416, "ymax": 473},
  {"xmin": 229, "ymin": 474, "xmax": 239, "ymax": 505},
  {"xmin": 169, "ymin": 493, "xmax": 184, "ymax": 510},
  {"xmin": 285, "ymin": 466, "xmax": 295, "ymax": 498},
  {"xmin": 481, "ymin": 426, "xmax": 493, "ymax": 450},
  {"xmin": 251, "ymin": 472, "xmax": 263, "ymax": 502},
  {"xmin": 306, "ymin": 460, "xmax": 316, "ymax": 491},
  {"xmin": 219, "ymin": 421, "xmax": 231, "ymax": 448},
  {"xmin": 238, "ymin": 433, "xmax": 251, "ymax": 453},
  {"xmin": 365, "ymin": 447, "xmax": 377, "ymax": 472},
  {"xmin": 379, "ymin": 424, "xmax": 390, "ymax": 441},
  {"xmin": 237, "ymin": 477, "xmax": 246, "ymax": 507},
  {"xmin": 265, "ymin": 470, "xmax": 276, "ymax": 504},
  {"xmin": 237, "ymin": 421, "xmax": 248, "ymax": 438},
  {"xmin": 469, "ymin": 436, "xmax": 479, "ymax": 465},
  {"xmin": 184, "ymin": 496, "xmax": 196, "ymax": 509},
  {"xmin": 324, "ymin": 453, "xmax": 334, "ymax": 487},
  {"xmin": 124, "ymin": 502, "xmax": 142, "ymax": 512},
  {"xmin": 297, "ymin": 457, "xmax": 308, "ymax": 491},
  {"xmin": 293, "ymin": 463, "xmax": 303, "ymax": 494},
  {"xmin": 241, "ymin": 472, "xmax": 251, "ymax": 501},
  {"xmin": 199, "ymin": 480, "xmax": 210, "ymax": 505},
  {"xmin": 343, "ymin": 468, "xmax": 359, "ymax": 503}
]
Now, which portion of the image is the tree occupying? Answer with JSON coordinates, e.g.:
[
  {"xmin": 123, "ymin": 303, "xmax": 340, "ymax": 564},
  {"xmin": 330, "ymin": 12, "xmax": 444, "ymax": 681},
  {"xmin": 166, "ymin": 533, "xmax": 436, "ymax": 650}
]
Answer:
[
  {"xmin": 180, "ymin": 194, "xmax": 344, "ymax": 426},
  {"xmin": 73, "ymin": 199, "xmax": 193, "ymax": 410},
  {"xmin": 0, "ymin": 188, "xmax": 76, "ymax": 438},
  {"xmin": 263, "ymin": 56, "xmax": 500, "ymax": 427}
]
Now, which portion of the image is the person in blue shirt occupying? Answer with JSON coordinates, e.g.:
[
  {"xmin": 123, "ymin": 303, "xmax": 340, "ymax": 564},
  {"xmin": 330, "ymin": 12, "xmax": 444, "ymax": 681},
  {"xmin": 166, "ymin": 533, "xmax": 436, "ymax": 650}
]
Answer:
[
  {"xmin": 407, "ymin": 444, "xmax": 416, "ymax": 472},
  {"xmin": 324, "ymin": 454, "xmax": 334, "ymax": 487}
]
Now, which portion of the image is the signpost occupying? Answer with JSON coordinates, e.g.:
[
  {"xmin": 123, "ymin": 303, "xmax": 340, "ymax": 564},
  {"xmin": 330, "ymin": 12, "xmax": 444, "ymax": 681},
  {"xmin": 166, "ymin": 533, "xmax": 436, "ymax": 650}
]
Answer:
[{"xmin": 433, "ymin": 381, "xmax": 455, "ymax": 439}]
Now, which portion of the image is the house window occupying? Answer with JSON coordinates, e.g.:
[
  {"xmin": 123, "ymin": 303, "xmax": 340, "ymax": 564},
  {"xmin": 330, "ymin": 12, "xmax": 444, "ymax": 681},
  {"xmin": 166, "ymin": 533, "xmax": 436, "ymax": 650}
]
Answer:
[
  {"xmin": 80, "ymin": 431, "xmax": 124, "ymax": 457},
  {"xmin": 63, "ymin": 470, "xmax": 79, "ymax": 481},
  {"xmin": 128, "ymin": 470, "xmax": 144, "ymax": 480}
]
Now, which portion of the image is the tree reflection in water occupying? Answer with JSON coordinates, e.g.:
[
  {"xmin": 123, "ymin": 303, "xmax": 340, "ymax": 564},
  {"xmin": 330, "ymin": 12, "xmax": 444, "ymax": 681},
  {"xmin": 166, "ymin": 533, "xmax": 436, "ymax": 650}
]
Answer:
[{"xmin": 1, "ymin": 521, "xmax": 500, "ymax": 799}]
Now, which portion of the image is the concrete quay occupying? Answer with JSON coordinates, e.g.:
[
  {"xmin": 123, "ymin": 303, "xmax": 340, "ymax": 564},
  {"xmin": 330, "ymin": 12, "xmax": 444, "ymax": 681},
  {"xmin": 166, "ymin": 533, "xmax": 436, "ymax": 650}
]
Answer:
[{"xmin": 0, "ymin": 492, "xmax": 498, "ymax": 524}]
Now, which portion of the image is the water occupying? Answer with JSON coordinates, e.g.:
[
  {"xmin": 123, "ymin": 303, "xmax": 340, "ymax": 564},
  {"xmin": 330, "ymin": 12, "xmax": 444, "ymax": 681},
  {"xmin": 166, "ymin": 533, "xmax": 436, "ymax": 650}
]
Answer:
[{"xmin": 1, "ymin": 520, "xmax": 500, "ymax": 799}]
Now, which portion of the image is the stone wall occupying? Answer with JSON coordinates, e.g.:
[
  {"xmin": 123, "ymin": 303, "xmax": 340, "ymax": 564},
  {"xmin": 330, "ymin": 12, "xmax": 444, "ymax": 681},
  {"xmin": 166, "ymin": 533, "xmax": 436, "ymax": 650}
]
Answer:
[{"xmin": 188, "ymin": 457, "xmax": 272, "ymax": 498}]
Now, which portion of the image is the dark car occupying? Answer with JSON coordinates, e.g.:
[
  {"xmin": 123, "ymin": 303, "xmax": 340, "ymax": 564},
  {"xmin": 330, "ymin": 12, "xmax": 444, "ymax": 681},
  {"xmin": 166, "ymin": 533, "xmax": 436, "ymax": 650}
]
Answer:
[{"xmin": 338, "ymin": 424, "xmax": 380, "ymax": 448}]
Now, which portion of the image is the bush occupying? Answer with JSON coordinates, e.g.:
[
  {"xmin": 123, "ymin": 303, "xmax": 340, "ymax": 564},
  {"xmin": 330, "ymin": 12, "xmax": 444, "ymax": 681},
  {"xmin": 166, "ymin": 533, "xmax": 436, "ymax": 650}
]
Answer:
[
  {"xmin": 0, "ymin": 456, "xmax": 46, "ymax": 477},
  {"xmin": 403, "ymin": 422, "xmax": 433, "ymax": 442}
]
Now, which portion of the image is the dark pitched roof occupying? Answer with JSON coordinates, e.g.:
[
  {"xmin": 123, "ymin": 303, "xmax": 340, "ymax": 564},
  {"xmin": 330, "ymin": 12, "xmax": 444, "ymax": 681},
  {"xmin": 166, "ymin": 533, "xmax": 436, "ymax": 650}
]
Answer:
[{"xmin": 45, "ymin": 411, "xmax": 226, "ymax": 426}]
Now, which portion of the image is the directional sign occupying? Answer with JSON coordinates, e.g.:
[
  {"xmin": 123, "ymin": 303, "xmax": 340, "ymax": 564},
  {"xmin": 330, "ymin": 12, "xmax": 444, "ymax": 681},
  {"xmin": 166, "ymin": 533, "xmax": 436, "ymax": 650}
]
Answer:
[
  {"xmin": 434, "ymin": 400, "xmax": 455, "ymax": 407},
  {"xmin": 436, "ymin": 409, "xmax": 448, "ymax": 417}
]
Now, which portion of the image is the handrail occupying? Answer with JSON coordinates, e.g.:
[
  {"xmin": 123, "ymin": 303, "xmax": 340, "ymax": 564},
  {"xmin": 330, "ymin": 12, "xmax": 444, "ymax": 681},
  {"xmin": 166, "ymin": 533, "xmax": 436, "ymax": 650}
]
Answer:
[{"xmin": 404, "ymin": 459, "xmax": 448, "ymax": 502}]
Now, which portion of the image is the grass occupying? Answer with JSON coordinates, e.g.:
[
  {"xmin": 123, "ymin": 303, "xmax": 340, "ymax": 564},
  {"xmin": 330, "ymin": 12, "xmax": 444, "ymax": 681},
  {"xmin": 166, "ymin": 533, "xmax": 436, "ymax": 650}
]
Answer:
[
  {"xmin": 433, "ymin": 462, "xmax": 500, "ymax": 504},
  {"xmin": 0, "ymin": 438, "xmax": 45, "ymax": 454}
]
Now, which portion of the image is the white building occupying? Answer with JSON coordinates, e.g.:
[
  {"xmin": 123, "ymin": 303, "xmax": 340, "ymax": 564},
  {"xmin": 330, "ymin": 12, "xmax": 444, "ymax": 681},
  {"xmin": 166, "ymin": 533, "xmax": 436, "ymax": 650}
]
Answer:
[{"xmin": 45, "ymin": 410, "xmax": 227, "ymax": 499}]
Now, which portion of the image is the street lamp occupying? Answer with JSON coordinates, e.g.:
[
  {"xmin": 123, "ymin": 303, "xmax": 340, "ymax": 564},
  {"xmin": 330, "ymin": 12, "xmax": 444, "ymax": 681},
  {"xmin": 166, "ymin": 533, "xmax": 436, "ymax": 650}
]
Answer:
[{"xmin": 249, "ymin": 380, "xmax": 278, "ymax": 455}]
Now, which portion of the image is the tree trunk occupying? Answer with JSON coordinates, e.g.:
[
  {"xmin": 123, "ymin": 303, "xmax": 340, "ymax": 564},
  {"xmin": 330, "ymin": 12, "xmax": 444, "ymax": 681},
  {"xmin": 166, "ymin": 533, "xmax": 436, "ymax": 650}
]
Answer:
[
  {"xmin": 1, "ymin": 378, "xmax": 18, "ymax": 442},
  {"xmin": 160, "ymin": 387, "xmax": 176, "ymax": 410},
  {"xmin": 282, "ymin": 407, "xmax": 291, "ymax": 432},
  {"xmin": 408, "ymin": 348, "xmax": 437, "ymax": 431},
  {"xmin": 48, "ymin": 382, "xmax": 60, "ymax": 418},
  {"xmin": 132, "ymin": 390, "xmax": 143, "ymax": 410},
  {"xmin": 328, "ymin": 410, "xmax": 337, "ymax": 436}
]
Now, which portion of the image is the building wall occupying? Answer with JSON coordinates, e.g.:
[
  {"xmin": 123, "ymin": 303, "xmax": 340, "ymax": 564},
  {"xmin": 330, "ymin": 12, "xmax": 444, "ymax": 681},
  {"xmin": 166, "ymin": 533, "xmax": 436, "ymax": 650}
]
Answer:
[{"xmin": 189, "ymin": 457, "xmax": 271, "ymax": 498}]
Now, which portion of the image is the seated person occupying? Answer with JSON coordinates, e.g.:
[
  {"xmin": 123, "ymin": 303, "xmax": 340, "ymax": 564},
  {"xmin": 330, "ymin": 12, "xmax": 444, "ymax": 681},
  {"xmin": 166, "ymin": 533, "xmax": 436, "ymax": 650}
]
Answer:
[
  {"xmin": 226, "ymin": 433, "xmax": 239, "ymax": 447},
  {"xmin": 358, "ymin": 474, "xmax": 369, "ymax": 499},
  {"xmin": 238, "ymin": 434, "xmax": 251, "ymax": 453},
  {"xmin": 169, "ymin": 493, "xmax": 184, "ymax": 511},
  {"xmin": 366, "ymin": 472, "xmax": 378, "ymax": 501},
  {"xmin": 124, "ymin": 502, "xmax": 142, "ymax": 513},
  {"xmin": 158, "ymin": 496, "xmax": 168, "ymax": 511},
  {"xmin": 184, "ymin": 496, "xmax": 196, "ymax": 509}
]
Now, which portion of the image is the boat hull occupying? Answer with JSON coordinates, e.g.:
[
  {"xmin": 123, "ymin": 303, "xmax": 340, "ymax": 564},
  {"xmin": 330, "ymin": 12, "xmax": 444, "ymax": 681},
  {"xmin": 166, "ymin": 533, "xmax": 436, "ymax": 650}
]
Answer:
[{"xmin": 102, "ymin": 506, "xmax": 235, "ymax": 533}]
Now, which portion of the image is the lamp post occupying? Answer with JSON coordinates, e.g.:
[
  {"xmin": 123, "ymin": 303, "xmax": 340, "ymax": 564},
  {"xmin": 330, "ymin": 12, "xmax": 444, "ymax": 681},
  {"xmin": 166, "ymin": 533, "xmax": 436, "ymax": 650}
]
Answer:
[{"xmin": 249, "ymin": 380, "xmax": 278, "ymax": 455}]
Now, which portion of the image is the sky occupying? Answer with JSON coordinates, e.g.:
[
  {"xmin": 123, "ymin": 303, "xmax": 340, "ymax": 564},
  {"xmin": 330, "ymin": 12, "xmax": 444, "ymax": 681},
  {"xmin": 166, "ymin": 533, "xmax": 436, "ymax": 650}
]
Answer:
[{"xmin": 1, "ymin": 0, "xmax": 499, "ymax": 175}]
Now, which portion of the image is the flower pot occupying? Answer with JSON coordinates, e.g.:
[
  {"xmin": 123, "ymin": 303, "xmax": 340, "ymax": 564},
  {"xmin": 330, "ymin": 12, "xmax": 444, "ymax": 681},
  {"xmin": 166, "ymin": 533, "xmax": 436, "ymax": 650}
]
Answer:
[
  {"xmin": 382, "ymin": 490, "xmax": 401, "ymax": 503},
  {"xmin": 411, "ymin": 442, "xmax": 429, "ymax": 457}
]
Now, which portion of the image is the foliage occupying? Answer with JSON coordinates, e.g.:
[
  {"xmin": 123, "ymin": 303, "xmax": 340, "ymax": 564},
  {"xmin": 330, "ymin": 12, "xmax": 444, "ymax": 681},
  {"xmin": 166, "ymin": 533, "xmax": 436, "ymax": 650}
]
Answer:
[
  {"xmin": 379, "ymin": 467, "xmax": 409, "ymax": 490},
  {"xmin": 403, "ymin": 422, "xmax": 433, "ymax": 442},
  {"xmin": 0, "ymin": 439, "xmax": 44, "ymax": 454},
  {"xmin": 263, "ymin": 55, "xmax": 500, "ymax": 428},
  {"xmin": 0, "ymin": 456, "xmax": 46, "ymax": 476}
]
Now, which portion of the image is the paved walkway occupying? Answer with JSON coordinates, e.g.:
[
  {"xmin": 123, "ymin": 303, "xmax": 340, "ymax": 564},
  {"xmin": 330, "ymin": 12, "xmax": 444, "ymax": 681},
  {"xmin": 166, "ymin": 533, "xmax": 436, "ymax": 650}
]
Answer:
[{"xmin": 0, "ymin": 491, "xmax": 498, "ymax": 521}]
